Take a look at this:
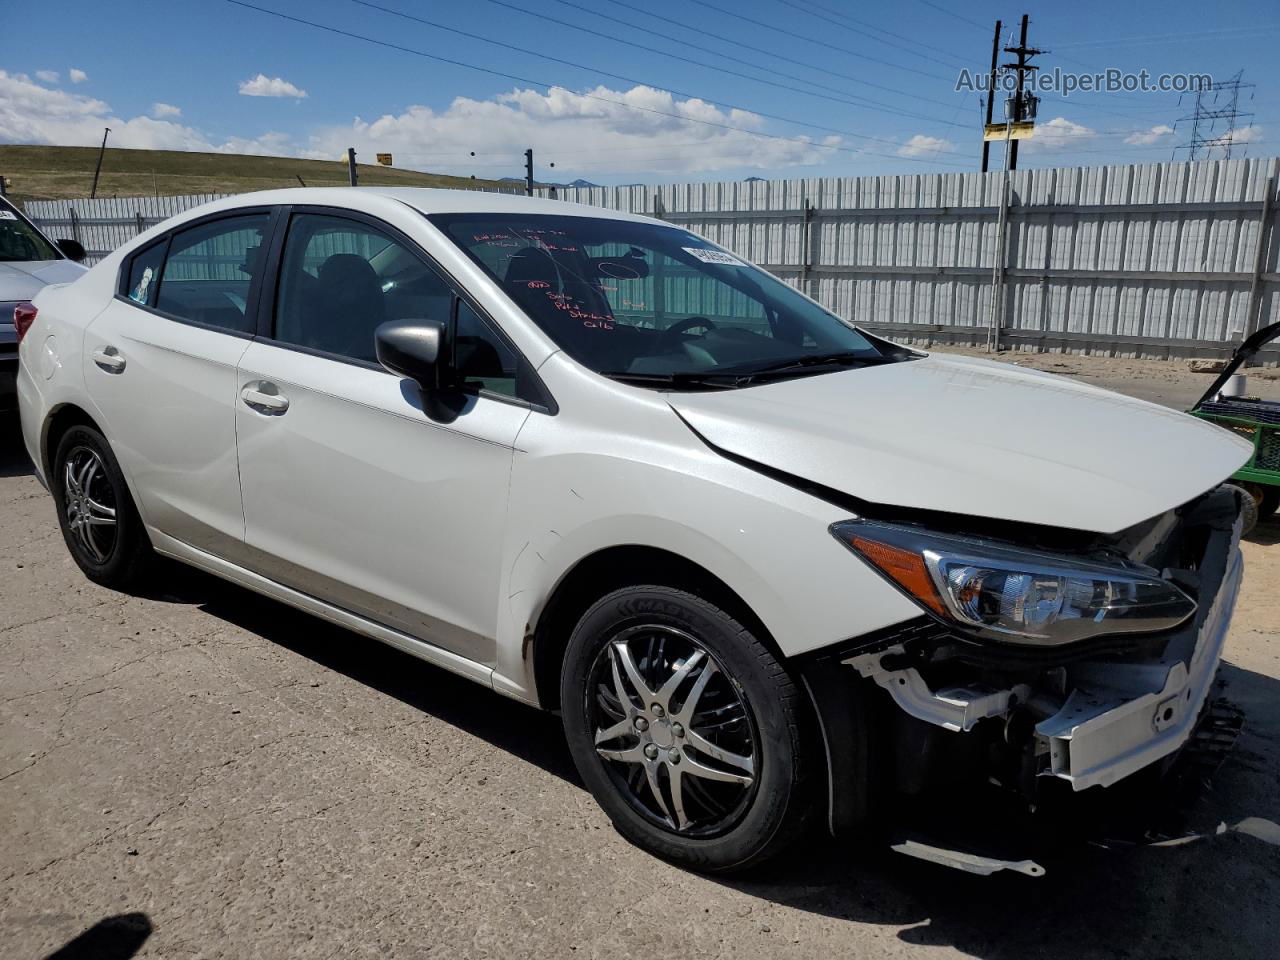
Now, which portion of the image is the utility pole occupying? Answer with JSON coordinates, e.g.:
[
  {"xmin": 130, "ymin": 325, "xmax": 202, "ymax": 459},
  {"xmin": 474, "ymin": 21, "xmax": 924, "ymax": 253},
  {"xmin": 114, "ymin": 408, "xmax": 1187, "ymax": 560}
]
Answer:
[
  {"xmin": 347, "ymin": 148, "xmax": 359, "ymax": 187},
  {"xmin": 90, "ymin": 127, "xmax": 111, "ymax": 199},
  {"xmin": 1175, "ymin": 70, "xmax": 1254, "ymax": 161},
  {"xmin": 1003, "ymin": 15, "xmax": 1041, "ymax": 171},
  {"xmin": 980, "ymin": 19, "xmax": 1002, "ymax": 173},
  {"xmin": 525, "ymin": 148, "xmax": 534, "ymax": 197}
]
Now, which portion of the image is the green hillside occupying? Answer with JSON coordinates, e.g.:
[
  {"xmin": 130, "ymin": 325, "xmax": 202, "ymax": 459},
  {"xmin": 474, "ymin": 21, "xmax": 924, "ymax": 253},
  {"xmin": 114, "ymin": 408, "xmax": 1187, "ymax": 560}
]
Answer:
[{"xmin": 0, "ymin": 144, "xmax": 518, "ymax": 204}]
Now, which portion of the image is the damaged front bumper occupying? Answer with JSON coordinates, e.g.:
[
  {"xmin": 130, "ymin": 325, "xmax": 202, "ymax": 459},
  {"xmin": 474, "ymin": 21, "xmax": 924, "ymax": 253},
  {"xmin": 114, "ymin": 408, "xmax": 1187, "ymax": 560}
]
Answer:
[
  {"xmin": 848, "ymin": 533, "xmax": 1241, "ymax": 791},
  {"xmin": 799, "ymin": 488, "xmax": 1245, "ymax": 839}
]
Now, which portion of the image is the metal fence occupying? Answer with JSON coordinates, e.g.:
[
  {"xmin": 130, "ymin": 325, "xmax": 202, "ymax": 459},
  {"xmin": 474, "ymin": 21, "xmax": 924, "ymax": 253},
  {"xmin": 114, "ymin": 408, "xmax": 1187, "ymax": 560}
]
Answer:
[
  {"xmin": 536, "ymin": 156, "xmax": 1280, "ymax": 361},
  {"xmin": 22, "ymin": 156, "xmax": 1280, "ymax": 360}
]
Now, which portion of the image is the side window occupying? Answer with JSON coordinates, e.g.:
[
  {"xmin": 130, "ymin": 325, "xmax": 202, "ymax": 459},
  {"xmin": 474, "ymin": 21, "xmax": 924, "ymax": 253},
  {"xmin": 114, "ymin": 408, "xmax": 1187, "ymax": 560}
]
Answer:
[
  {"xmin": 274, "ymin": 213, "xmax": 453, "ymax": 364},
  {"xmin": 455, "ymin": 299, "xmax": 521, "ymax": 398},
  {"xmin": 154, "ymin": 214, "xmax": 270, "ymax": 333},
  {"xmin": 124, "ymin": 240, "xmax": 166, "ymax": 307}
]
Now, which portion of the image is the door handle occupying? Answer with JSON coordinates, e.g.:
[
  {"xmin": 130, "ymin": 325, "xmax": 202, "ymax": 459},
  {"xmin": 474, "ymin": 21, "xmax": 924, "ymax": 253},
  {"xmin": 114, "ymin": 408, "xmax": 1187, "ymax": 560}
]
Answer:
[
  {"xmin": 92, "ymin": 347, "xmax": 126, "ymax": 374},
  {"xmin": 240, "ymin": 382, "xmax": 290, "ymax": 415}
]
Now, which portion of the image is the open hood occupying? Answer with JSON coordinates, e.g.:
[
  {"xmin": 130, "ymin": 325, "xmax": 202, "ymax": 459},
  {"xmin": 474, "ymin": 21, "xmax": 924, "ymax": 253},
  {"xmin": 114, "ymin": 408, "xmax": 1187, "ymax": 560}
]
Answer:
[
  {"xmin": 667, "ymin": 353, "xmax": 1253, "ymax": 535},
  {"xmin": 1192, "ymin": 321, "xmax": 1280, "ymax": 410}
]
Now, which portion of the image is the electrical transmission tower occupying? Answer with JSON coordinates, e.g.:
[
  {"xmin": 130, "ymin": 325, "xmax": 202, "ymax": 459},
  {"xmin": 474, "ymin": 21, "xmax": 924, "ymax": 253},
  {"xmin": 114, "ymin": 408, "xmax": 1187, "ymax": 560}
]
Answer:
[{"xmin": 1174, "ymin": 70, "xmax": 1255, "ymax": 161}]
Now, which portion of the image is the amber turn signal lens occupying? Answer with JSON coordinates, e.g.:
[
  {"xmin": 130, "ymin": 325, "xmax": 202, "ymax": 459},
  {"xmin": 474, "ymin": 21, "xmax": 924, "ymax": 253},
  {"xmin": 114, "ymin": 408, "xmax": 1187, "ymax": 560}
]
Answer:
[{"xmin": 848, "ymin": 536, "xmax": 947, "ymax": 616}]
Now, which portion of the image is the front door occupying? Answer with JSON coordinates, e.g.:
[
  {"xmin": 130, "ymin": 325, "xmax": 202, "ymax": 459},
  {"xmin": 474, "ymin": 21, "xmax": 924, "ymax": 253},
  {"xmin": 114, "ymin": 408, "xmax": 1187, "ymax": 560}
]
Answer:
[{"xmin": 234, "ymin": 210, "xmax": 533, "ymax": 664}]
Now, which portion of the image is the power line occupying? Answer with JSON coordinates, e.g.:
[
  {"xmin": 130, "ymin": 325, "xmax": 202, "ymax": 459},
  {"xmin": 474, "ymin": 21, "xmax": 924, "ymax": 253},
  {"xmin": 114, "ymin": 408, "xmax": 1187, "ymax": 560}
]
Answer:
[
  {"xmin": 539, "ymin": 0, "xmax": 961, "ymax": 114},
  {"xmin": 222, "ymin": 1, "xmax": 974, "ymax": 169},
  {"xmin": 587, "ymin": 0, "xmax": 967, "ymax": 112},
  {"xmin": 1056, "ymin": 25, "xmax": 1280, "ymax": 49},
  {"xmin": 350, "ymin": 0, "xmax": 972, "ymax": 139},
  {"xmin": 770, "ymin": 0, "xmax": 971, "ymax": 71},
  {"xmin": 913, "ymin": 0, "xmax": 987, "ymax": 32},
  {"xmin": 465, "ymin": 0, "xmax": 967, "ymax": 125},
  {"xmin": 682, "ymin": 0, "xmax": 954, "ymax": 82}
]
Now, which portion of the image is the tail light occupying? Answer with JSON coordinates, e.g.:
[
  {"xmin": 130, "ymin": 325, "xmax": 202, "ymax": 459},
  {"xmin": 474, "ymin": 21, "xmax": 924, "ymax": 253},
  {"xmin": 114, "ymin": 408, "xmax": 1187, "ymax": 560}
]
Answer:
[{"xmin": 13, "ymin": 302, "xmax": 37, "ymax": 343}]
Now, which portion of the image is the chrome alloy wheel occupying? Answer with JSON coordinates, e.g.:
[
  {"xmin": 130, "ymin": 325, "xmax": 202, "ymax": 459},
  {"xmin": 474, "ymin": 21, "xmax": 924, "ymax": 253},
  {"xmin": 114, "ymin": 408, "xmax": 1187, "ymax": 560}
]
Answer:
[
  {"xmin": 589, "ymin": 625, "xmax": 757, "ymax": 836},
  {"xmin": 62, "ymin": 446, "xmax": 118, "ymax": 563}
]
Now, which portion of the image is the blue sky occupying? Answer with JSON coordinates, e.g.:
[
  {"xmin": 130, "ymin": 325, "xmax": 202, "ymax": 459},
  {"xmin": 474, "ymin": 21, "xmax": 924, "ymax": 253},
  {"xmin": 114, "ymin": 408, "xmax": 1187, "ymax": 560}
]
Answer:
[{"xmin": 3, "ymin": 0, "xmax": 1278, "ymax": 184}]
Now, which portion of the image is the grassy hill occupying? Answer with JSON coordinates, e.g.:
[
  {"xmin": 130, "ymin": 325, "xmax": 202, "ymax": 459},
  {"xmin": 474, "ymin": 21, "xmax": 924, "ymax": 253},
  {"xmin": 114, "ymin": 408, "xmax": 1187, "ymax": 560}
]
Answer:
[{"xmin": 0, "ymin": 145, "xmax": 518, "ymax": 204}]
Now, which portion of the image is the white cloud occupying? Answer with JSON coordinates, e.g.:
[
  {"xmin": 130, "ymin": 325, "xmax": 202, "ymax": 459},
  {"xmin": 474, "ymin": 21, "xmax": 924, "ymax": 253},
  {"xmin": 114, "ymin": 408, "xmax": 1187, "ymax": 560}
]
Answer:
[
  {"xmin": 239, "ymin": 74, "xmax": 307, "ymax": 99},
  {"xmin": 898, "ymin": 133, "xmax": 954, "ymax": 158},
  {"xmin": 68, "ymin": 68, "xmax": 87, "ymax": 84},
  {"xmin": 35, "ymin": 70, "xmax": 59, "ymax": 84},
  {"xmin": 0, "ymin": 72, "xmax": 839, "ymax": 179},
  {"xmin": 1223, "ymin": 125, "xmax": 1263, "ymax": 144},
  {"xmin": 304, "ymin": 85, "xmax": 839, "ymax": 176},
  {"xmin": 0, "ymin": 70, "xmax": 286, "ymax": 155},
  {"xmin": 1023, "ymin": 116, "xmax": 1096, "ymax": 152},
  {"xmin": 1125, "ymin": 124, "xmax": 1174, "ymax": 146}
]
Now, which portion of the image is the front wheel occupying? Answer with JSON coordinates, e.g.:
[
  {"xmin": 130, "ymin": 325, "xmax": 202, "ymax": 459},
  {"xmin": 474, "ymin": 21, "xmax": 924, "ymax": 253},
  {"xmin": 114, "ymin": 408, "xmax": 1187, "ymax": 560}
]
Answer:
[{"xmin": 561, "ymin": 585, "xmax": 814, "ymax": 873}]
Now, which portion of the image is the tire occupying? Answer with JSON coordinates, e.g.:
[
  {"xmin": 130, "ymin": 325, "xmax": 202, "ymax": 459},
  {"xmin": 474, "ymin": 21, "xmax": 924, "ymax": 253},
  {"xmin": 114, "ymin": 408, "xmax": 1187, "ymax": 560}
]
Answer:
[
  {"xmin": 561, "ymin": 585, "xmax": 814, "ymax": 874},
  {"xmin": 51, "ymin": 424, "xmax": 153, "ymax": 589},
  {"xmin": 1224, "ymin": 483, "xmax": 1259, "ymax": 537}
]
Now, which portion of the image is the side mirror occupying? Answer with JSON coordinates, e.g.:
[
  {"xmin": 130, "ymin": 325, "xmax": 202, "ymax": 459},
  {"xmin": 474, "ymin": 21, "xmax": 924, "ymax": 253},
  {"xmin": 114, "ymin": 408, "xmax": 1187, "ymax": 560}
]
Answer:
[
  {"xmin": 55, "ymin": 238, "xmax": 87, "ymax": 262},
  {"xmin": 376, "ymin": 319, "xmax": 449, "ymax": 392}
]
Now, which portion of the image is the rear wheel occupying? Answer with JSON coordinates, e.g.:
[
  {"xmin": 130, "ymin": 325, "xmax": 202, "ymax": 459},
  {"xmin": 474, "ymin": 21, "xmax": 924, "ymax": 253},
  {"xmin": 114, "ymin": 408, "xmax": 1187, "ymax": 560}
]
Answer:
[
  {"xmin": 561, "ymin": 585, "xmax": 814, "ymax": 874},
  {"xmin": 52, "ymin": 425, "xmax": 153, "ymax": 589}
]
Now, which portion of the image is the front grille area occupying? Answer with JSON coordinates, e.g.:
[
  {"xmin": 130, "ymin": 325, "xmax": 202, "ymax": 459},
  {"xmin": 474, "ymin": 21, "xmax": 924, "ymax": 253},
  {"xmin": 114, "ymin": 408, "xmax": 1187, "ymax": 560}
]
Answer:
[
  {"xmin": 1258, "ymin": 428, "xmax": 1280, "ymax": 471},
  {"xmin": 1200, "ymin": 399, "xmax": 1280, "ymax": 426}
]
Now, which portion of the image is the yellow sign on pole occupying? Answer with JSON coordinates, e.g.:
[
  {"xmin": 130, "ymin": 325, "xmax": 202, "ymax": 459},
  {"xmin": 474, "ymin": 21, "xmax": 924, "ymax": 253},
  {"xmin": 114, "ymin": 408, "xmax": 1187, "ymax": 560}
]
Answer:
[
  {"xmin": 983, "ymin": 122, "xmax": 1035, "ymax": 142},
  {"xmin": 376, "ymin": 153, "xmax": 393, "ymax": 166}
]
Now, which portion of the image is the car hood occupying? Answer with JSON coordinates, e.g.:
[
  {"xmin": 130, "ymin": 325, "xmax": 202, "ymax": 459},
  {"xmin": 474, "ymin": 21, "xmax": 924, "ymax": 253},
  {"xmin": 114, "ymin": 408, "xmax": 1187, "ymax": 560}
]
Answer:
[
  {"xmin": 0, "ymin": 259, "xmax": 86, "ymax": 301},
  {"xmin": 666, "ymin": 353, "xmax": 1253, "ymax": 534}
]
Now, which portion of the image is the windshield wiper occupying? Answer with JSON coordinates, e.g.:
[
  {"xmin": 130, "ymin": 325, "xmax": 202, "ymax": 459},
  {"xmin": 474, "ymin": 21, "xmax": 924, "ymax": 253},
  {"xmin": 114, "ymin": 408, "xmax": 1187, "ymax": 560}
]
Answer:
[
  {"xmin": 599, "ymin": 371, "xmax": 744, "ymax": 390},
  {"xmin": 732, "ymin": 351, "xmax": 893, "ymax": 376}
]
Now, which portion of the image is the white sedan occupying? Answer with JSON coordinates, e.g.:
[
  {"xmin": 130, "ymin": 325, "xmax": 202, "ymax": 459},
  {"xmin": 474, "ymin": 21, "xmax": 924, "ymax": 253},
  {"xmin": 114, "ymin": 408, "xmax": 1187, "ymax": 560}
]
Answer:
[{"xmin": 15, "ymin": 188, "xmax": 1250, "ymax": 873}]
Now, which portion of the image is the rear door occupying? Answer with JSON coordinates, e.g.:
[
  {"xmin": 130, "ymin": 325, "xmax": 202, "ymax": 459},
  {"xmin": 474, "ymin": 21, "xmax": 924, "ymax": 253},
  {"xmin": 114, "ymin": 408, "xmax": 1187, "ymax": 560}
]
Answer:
[
  {"xmin": 234, "ymin": 208, "xmax": 540, "ymax": 664},
  {"xmin": 83, "ymin": 209, "xmax": 275, "ymax": 559}
]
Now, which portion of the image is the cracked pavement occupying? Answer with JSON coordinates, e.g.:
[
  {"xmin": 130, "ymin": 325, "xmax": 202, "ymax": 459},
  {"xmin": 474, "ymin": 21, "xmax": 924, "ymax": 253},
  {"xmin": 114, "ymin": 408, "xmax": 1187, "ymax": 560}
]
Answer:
[{"xmin": 2, "ymin": 412, "xmax": 1278, "ymax": 960}]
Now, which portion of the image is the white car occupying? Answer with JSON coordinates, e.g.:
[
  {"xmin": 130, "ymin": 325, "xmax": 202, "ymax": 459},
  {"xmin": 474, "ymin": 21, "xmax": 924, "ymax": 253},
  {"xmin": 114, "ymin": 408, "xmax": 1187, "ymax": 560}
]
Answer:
[
  {"xmin": 16, "ymin": 188, "xmax": 1251, "ymax": 873},
  {"xmin": 1, "ymin": 195, "xmax": 87, "ymax": 409}
]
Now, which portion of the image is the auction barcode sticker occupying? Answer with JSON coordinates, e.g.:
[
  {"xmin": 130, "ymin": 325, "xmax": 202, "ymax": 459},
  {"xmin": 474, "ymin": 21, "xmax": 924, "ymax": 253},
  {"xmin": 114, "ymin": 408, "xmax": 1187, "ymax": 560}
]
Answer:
[{"xmin": 683, "ymin": 247, "xmax": 742, "ymax": 266}]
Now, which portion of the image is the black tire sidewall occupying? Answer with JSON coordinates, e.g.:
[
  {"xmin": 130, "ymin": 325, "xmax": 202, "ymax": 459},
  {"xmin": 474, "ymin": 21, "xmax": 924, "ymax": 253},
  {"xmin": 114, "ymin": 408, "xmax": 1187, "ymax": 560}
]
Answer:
[
  {"xmin": 52, "ymin": 425, "xmax": 148, "ymax": 586},
  {"xmin": 561, "ymin": 585, "xmax": 811, "ymax": 873}
]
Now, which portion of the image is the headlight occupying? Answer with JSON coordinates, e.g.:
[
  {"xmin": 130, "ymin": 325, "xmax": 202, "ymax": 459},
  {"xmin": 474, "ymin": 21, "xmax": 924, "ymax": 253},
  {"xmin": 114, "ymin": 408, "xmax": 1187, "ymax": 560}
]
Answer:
[{"xmin": 831, "ymin": 520, "xmax": 1196, "ymax": 646}]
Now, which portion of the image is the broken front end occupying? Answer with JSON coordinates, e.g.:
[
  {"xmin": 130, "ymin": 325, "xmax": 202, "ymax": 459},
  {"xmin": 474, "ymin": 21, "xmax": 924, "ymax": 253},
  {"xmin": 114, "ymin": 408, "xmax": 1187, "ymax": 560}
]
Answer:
[{"xmin": 802, "ymin": 485, "xmax": 1244, "ymax": 837}]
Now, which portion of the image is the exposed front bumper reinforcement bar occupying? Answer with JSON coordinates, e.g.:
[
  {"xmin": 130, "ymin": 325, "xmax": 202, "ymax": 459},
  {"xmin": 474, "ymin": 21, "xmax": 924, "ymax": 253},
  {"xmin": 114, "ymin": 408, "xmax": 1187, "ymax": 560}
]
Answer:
[{"xmin": 846, "ymin": 521, "xmax": 1243, "ymax": 793}]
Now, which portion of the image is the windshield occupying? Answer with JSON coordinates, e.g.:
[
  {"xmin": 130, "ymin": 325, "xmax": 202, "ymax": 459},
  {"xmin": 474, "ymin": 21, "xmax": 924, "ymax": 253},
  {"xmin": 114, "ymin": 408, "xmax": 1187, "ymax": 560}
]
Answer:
[
  {"xmin": 0, "ymin": 202, "xmax": 60, "ymax": 263},
  {"xmin": 430, "ymin": 213, "xmax": 905, "ymax": 387}
]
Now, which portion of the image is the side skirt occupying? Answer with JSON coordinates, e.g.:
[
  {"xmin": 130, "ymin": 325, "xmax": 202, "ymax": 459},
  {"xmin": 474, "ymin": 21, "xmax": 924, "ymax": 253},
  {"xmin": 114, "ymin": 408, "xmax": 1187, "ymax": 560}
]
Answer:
[{"xmin": 150, "ymin": 530, "xmax": 497, "ymax": 690}]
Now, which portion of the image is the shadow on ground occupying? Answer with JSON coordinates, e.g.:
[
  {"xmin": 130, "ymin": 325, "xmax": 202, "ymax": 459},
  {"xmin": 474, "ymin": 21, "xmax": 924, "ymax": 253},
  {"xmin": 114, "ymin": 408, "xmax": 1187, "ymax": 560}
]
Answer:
[{"xmin": 43, "ymin": 913, "xmax": 152, "ymax": 960}]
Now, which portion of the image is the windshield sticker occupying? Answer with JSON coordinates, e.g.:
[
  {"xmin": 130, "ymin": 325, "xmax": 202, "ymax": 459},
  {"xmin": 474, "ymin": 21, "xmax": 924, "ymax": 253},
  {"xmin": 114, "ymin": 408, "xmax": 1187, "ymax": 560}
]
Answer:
[
  {"xmin": 683, "ymin": 247, "xmax": 742, "ymax": 266},
  {"xmin": 0, "ymin": 210, "xmax": 17, "ymax": 220},
  {"xmin": 131, "ymin": 267, "xmax": 154, "ymax": 304}
]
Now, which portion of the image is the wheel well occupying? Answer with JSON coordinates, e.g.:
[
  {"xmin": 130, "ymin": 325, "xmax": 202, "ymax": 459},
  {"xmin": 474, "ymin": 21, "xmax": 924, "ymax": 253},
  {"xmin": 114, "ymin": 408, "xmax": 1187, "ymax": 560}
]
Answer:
[
  {"xmin": 531, "ymin": 545, "xmax": 781, "ymax": 711},
  {"xmin": 43, "ymin": 404, "xmax": 101, "ymax": 477}
]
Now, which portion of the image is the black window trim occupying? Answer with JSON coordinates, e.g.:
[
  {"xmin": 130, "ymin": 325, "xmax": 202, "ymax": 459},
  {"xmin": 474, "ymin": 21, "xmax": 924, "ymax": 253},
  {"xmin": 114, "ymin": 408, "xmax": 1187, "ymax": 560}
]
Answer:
[
  {"xmin": 254, "ymin": 204, "xmax": 556, "ymax": 415},
  {"xmin": 113, "ymin": 206, "xmax": 282, "ymax": 341}
]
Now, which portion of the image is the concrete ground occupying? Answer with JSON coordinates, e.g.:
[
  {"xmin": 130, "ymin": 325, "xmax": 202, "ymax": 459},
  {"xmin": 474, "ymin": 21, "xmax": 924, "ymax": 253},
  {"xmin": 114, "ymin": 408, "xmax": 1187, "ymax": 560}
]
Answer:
[{"xmin": 2, "ymin": 357, "xmax": 1278, "ymax": 959}]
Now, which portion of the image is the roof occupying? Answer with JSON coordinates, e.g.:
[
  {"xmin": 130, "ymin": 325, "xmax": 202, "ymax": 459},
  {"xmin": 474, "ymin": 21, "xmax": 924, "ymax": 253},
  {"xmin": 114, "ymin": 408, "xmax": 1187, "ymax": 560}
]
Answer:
[{"xmin": 209, "ymin": 186, "xmax": 661, "ymax": 225}]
